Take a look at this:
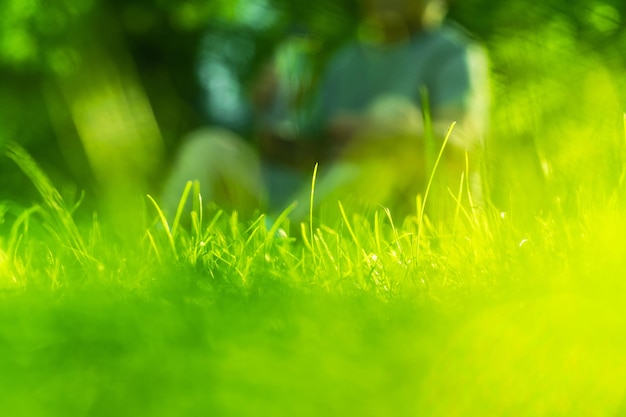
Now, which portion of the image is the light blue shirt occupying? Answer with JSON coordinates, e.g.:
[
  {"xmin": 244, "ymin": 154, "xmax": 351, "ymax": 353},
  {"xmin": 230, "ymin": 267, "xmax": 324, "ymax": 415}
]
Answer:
[{"xmin": 281, "ymin": 24, "xmax": 490, "ymax": 141}]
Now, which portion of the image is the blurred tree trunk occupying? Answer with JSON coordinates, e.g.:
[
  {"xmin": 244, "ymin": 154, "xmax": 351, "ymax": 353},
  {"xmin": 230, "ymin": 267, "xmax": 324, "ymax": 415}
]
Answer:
[{"xmin": 44, "ymin": 8, "xmax": 164, "ymax": 231}]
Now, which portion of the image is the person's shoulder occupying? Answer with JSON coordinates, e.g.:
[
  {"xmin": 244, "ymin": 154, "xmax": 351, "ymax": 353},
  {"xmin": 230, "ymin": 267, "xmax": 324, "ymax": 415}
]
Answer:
[
  {"xmin": 427, "ymin": 22, "xmax": 484, "ymax": 51},
  {"xmin": 418, "ymin": 22, "xmax": 488, "ymax": 68}
]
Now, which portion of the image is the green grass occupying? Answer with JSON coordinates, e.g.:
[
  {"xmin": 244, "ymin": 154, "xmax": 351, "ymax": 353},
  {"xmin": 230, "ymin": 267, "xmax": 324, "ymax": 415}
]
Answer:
[
  {"xmin": 3, "ymin": 33, "xmax": 626, "ymax": 415},
  {"xmin": 3, "ymin": 126, "xmax": 626, "ymax": 416}
]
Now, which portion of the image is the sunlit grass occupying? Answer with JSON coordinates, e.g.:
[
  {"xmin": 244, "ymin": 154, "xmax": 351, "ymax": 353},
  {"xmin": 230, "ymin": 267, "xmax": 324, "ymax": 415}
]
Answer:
[
  {"xmin": 3, "ymin": 116, "xmax": 626, "ymax": 415},
  {"xmin": 3, "ymin": 33, "xmax": 626, "ymax": 416}
]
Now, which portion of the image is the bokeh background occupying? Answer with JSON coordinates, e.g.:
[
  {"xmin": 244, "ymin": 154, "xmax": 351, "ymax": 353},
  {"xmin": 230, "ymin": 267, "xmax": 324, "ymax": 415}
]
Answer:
[{"xmin": 1, "ymin": 0, "xmax": 625, "ymax": 220}]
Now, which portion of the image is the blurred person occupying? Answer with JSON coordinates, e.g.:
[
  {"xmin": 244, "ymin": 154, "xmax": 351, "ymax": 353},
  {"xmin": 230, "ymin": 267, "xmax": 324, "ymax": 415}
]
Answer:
[{"xmin": 161, "ymin": 0, "xmax": 490, "ymax": 224}]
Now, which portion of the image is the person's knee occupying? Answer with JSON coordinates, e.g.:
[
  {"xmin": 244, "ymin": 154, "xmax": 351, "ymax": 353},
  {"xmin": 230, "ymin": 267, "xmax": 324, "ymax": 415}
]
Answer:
[
  {"xmin": 176, "ymin": 127, "xmax": 244, "ymax": 166},
  {"xmin": 166, "ymin": 126, "xmax": 265, "ymax": 215}
]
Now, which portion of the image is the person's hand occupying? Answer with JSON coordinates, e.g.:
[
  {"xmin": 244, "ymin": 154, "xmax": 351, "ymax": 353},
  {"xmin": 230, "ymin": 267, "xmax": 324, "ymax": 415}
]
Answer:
[
  {"xmin": 328, "ymin": 96, "xmax": 424, "ymax": 141},
  {"xmin": 365, "ymin": 95, "xmax": 424, "ymax": 137}
]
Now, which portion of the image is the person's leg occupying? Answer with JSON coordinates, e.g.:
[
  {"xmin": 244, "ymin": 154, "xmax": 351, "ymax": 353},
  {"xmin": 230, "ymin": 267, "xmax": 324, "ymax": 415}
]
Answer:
[
  {"xmin": 161, "ymin": 127, "xmax": 266, "ymax": 218},
  {"xmin": 262, "ymin": 162, "xmax": 309, "ymax": 214}
]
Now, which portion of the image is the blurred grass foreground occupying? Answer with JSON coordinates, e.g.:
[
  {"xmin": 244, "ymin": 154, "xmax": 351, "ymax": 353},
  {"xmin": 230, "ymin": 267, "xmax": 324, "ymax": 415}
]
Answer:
[{"xmin": 3, "ymin": 0, "xmax": 626, "ymax": 416}]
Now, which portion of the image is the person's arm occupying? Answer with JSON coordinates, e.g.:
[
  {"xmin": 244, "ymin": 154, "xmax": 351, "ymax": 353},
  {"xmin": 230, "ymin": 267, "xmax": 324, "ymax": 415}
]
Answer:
[
  {"xmin": 326, "ymin": 95, "xmax": 425, "ymax": 144},
  {"xmin": 249, "ymin": 37, "xmax": 332, "ymax": 167},
  {"xmin": 426, "ymin": 42, "xmax": 490, "ymax": 174}
]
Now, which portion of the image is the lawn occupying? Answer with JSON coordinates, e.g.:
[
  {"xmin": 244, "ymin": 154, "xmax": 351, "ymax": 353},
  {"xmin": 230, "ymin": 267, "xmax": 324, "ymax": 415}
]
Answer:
[
  {"xmin": 3, "ymin": 23, "xmax": 626, "ymax": 417},
  {"xmin": 3, "ymin": 119, "xmax": 626, "ymax": 415}
]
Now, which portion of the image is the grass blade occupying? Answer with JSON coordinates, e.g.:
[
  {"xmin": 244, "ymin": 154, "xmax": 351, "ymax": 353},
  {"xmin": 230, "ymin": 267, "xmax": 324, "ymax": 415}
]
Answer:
[
  {"xmin": 171, "ymin": 180, "xmax": 193, "ymax": 239},
  {"xmin": 146, "ymin": 194, "xmax": 177, "ymax": 259},
  {"xmin": 417, "ymin": 122, "xmax": 456, "ymax": 258}
]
